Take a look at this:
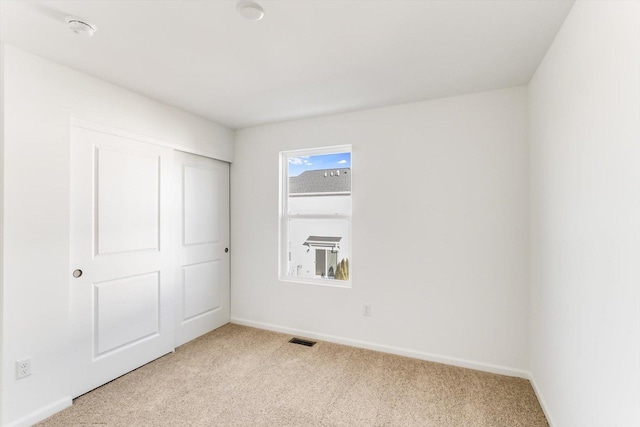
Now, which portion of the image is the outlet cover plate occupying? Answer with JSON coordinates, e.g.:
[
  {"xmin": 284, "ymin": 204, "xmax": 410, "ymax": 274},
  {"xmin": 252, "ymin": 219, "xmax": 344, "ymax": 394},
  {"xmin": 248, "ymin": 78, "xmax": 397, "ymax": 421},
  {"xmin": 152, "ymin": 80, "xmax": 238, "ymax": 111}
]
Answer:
[
  {"xmin": 16, "ymin": 358, "xmax": 31, "ymax": 379},
  {"xmin": 363, "ymin": 304, "xmax": 372, "ymax": 317}
]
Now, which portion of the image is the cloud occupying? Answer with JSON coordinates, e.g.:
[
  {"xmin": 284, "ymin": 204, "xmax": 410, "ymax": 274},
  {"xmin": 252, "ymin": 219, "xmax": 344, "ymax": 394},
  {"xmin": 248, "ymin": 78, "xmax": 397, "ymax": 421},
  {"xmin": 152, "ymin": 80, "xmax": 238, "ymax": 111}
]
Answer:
[
  {"xmin": 288, "ymin": 157, "xmax": 304, "ymax": 165},
  {"xmin": 337, "ymin": 159, "xmax": 347, "ymax": 164}
]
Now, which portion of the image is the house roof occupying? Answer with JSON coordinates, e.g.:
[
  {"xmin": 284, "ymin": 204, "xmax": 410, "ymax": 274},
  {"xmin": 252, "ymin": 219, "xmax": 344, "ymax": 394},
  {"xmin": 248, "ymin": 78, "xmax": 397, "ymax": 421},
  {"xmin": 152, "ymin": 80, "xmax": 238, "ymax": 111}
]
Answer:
[{"xmin": 289, "ymin": 168, "xmax": 351, "ymax": 195}]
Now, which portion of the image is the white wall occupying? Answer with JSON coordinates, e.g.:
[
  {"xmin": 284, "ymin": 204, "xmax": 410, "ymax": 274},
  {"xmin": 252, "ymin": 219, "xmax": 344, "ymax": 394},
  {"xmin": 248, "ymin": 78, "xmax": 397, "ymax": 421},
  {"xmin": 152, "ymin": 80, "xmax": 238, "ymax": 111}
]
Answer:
[
  {"xmin": 0, "ymin": 41, "xmax": 5, "ymax": 426},
  {"xmin": 528, "ymin": 1, "xmax": 640, "ymax": 426},
  {"xmin": 231, "ymin": 87, "xmax": 530, "ymax": 376},
  {"xmin": 0, "ymin": 45, "xmax": 233, "ymax": 427}
]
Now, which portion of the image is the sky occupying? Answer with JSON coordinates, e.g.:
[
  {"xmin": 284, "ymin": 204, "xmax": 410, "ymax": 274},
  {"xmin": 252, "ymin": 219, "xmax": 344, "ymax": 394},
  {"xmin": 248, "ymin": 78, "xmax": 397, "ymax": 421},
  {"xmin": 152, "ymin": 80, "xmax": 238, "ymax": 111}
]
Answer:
[{"xmin": 288, "ymin": 152, "xmax": 351, "ymax": 177}]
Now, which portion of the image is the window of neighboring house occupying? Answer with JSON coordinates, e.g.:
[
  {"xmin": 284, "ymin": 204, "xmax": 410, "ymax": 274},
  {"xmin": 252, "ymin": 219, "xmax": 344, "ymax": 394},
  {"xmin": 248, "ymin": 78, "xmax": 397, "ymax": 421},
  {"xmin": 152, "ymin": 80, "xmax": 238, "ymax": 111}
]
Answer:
[{"xmin": 280, "ymin": 146, "xmax": 351, "ymax": 286}]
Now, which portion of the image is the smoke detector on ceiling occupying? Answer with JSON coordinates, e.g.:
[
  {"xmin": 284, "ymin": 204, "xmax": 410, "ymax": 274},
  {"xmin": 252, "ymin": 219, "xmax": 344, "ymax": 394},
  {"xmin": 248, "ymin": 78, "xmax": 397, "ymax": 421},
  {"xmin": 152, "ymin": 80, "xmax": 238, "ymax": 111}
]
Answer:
[
  {"xmin": 237, "ymin": 1, "xmax": 265, "ymax": 21},
  {"xmin": 65, "ymin": 17, "xmax": 97, "ymax": 37}
]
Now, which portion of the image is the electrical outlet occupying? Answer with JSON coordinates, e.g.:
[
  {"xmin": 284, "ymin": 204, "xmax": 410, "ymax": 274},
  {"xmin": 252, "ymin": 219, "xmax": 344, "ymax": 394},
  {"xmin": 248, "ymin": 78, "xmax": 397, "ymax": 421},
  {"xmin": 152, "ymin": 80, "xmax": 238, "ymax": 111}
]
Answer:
[
  {"xmin": 16, "ymin": 358, "xmax": 31, "ymax": 379},
  {"xmin": 363, "ymin": 304, "xmax": 372, "ymax": 317}
]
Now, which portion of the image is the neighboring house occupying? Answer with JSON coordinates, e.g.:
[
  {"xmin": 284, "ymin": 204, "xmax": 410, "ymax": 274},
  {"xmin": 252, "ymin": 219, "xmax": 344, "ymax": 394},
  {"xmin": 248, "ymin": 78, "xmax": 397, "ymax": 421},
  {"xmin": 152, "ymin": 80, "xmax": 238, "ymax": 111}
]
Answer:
[
  {"xmin": 303, "ymin": 236, "xmax": 342, "ymax": 277},
  {"xmin": 289, "ymin": 168, "xmax": 351, "ymax": 194},
  {"xmin": 288, "ymin": 168, "xmax": 351, "ymax": 279},
  {"xmin": 288, "ymin": 168, "xmax": 351, "ymax": 215}
]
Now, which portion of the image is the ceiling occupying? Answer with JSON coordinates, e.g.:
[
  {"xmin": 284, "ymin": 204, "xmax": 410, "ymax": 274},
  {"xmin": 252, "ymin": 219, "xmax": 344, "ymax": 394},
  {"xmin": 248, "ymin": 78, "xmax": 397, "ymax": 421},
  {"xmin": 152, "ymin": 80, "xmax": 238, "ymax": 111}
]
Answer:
[{"xmin": 0, "ymin": 0, "xmax": 574, "ymax": 129}]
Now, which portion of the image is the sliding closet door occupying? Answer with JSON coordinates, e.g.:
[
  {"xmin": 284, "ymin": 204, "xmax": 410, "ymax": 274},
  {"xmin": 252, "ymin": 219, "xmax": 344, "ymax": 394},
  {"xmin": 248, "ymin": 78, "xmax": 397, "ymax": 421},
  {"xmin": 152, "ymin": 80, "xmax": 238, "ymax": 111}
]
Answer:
[
  {"xmin": 175, "ymin": 151, "xmax": 230, "ymax": 347},
  {"xmin": 69, "ymin": 124, "xmax": 175, "ymax": 398}
]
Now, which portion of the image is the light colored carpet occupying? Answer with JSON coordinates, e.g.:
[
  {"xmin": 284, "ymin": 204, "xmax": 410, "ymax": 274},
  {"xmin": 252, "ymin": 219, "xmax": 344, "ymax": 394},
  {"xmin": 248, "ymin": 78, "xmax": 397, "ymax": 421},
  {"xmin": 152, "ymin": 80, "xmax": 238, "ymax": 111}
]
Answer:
[{"xmin": 39, "ymin": 324, "xmax": 548, "ymax": 426}]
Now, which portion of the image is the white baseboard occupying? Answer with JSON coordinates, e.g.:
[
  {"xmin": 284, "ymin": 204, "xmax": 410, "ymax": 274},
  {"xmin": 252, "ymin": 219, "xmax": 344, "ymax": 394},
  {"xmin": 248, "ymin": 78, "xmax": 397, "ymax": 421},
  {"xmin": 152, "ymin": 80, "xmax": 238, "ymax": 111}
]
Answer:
[
  {"xmin": 230, "ymin": 317, "xmax": 529, "ymax": 379},
  {"xmin": 4, "ymin": 396, "xmax": 72, "ymax": 427},
  {"xmin": 528, "ymin": 373, "xmax": 555, "ymax": 427}
]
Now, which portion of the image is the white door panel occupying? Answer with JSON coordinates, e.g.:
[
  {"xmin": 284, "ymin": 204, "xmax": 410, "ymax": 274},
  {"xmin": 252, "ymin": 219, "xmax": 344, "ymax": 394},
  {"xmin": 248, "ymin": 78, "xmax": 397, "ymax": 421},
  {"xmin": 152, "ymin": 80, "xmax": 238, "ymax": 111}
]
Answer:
[
  {"xmin": 183, "ymin": 261, "xmax": 221, "ymax": 320},
  {"xmin": 175, "ymin": 151, "xmax": 229, "ymax": 346},
  {"xmin": 70, "ymin": 125, "xmax": 174, "ymax": 398},
  {"xmin": 95, "ymin": 272, "xmax": 160, "ymax": 355},
  {"xmin": 184, "ymin": 165, "xmax": 220, "ymax": 245},
  {"xmin": 96, "ymin": 147, "xmax": 160, "ymax": 254}
]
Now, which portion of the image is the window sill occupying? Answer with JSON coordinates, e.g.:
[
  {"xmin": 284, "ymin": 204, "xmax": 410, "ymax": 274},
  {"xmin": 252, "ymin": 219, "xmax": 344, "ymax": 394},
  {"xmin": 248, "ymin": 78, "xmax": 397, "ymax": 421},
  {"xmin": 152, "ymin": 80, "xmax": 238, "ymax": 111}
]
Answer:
[{"xmin": 279, "ymin": 276, "xmax": 351, "ymax": 288}]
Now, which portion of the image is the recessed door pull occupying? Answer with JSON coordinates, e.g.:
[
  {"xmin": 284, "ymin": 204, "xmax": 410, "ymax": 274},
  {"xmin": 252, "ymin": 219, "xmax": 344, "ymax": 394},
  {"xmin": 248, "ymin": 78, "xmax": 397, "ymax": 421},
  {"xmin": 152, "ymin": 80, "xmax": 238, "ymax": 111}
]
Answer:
[
  {"xmin": 73, "ymin": 269, "xmax": 83, "ymax": 278},
  {"xmin": 225, "ymin": 248, "xmax": 229, "ymax": 253}
]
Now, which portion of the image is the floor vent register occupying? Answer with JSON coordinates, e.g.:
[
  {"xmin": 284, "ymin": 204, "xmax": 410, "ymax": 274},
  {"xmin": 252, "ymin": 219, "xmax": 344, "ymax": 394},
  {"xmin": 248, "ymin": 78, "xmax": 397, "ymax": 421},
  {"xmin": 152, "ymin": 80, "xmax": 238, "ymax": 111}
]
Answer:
[{"xmin": 288, "ymin": 337, "xmax": 317, "ymax": 347}]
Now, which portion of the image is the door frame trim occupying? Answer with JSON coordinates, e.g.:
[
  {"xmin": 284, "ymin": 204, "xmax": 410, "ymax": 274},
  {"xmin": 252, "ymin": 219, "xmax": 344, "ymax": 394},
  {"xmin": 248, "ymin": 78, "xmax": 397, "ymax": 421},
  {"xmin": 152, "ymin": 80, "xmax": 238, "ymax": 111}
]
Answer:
[{"xmin": 70, "ymin": 117, "xmax": 226, "ymax": 161}]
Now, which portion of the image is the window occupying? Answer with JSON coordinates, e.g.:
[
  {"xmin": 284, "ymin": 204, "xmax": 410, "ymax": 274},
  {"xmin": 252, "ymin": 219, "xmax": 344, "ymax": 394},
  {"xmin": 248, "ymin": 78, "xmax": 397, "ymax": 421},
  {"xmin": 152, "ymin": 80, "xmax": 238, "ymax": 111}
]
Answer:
[{"xmin": 280, "ymin": 146, "xmax": 351, "ymax": 286}]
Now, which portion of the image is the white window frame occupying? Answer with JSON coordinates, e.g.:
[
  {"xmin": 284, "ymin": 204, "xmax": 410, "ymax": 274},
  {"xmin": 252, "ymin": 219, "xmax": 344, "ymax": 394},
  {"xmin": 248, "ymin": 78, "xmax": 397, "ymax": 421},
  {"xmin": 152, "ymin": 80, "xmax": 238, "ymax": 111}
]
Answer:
[{"xmin": 279, "ymin": 145, "xmax": 352, "ymax": 287}]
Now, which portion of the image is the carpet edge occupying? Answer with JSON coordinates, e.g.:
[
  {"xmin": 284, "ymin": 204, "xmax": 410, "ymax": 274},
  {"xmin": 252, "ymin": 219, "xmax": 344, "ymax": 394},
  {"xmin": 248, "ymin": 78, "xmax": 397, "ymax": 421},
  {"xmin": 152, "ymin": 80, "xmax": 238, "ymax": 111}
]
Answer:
[{"xmin": 230, "ymin": 317, "xmax": 529, "ymax": 379}]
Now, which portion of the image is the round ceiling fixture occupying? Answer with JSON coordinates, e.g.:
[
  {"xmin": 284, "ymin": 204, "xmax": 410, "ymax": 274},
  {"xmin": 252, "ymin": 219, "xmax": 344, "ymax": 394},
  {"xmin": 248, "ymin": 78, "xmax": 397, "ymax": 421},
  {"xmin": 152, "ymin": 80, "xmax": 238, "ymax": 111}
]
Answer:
[
  {"xmin": 237, "ymin": 1, "xmax": 265, "ymax": 21},
  {"xmin": 65, "ymin": 17, "xmax": 97, "ymax": 37}
]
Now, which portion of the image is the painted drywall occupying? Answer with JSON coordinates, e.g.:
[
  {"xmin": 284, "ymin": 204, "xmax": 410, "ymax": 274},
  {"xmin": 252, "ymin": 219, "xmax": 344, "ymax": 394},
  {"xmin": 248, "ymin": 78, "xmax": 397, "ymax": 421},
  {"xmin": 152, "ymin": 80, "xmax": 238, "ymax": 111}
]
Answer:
[
  {"xmin": 0, "ymin": 41, "xmax": 5, "ymax": 426},
  {"xmin": 231, "ymin": 87, "xmax": 530, "ymax": 375},
  {"xmin": 528, "ymin": 1, "xmax": 640, "ymax": 426},
  {"xmin": 0, "ymin": 45, "xmax": 233, "ymax": 426}
]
